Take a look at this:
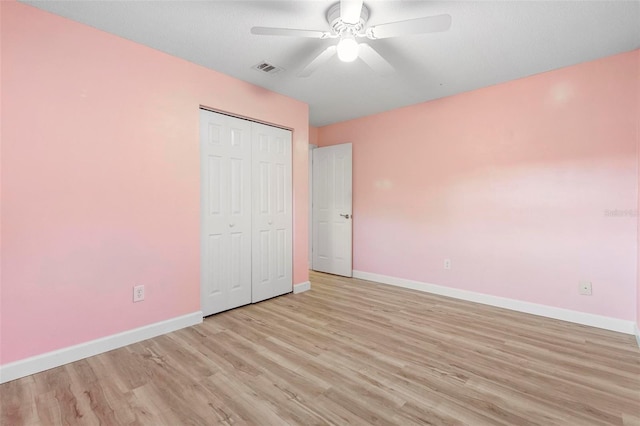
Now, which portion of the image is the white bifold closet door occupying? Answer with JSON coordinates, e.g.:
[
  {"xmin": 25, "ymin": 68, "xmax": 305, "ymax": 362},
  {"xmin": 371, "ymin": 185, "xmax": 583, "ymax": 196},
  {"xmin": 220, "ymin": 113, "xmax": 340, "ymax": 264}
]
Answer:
[
  {"xmin": 251, "ymin": 123, "xmax": 293, "ymax": 303},
  {"xmin": 200, "ymin": 109, "xmax": 292, "ymax": 317},
  {"xmin": 200, "ymin": 111, "xmax": 252, "ymax": 316}
]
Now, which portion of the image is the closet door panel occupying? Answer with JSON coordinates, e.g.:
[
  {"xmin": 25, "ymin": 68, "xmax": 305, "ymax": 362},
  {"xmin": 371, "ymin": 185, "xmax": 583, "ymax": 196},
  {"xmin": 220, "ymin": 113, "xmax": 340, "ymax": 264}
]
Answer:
[
  {"xmin": 252, "ymin": 123, "xmax": 292, "ymax": 303},
  {"xmin": 205, "ymin": 233, "xmax": 224, "ymax": 297},
  {"xmin": 200, "ymin": 110, "xmax": 252, "ymax": 316},
  {"xmin": 226, "ymin": 120, "xmax": 253, "ymax": 309}
]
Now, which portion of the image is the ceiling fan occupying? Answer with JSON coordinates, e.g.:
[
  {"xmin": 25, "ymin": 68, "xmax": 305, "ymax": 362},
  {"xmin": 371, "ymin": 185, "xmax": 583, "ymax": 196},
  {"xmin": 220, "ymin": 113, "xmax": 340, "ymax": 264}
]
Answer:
[{"xmin": 251, "ymin": 0, "xmax": 451, "ymax": 77}]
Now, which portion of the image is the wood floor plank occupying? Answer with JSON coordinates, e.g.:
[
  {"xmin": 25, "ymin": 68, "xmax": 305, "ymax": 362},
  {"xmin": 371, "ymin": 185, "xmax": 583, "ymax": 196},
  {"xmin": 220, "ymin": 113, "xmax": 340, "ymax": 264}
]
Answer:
[{"xmin": 1, "ymin": 270, "xmax": 638, "ymax": 425}]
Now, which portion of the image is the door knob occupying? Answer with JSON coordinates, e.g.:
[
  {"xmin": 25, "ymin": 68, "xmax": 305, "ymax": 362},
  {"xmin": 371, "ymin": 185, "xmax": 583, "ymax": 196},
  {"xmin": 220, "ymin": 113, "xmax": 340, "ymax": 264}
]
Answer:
[
  {"xmin": 340, "ymin": 214, "xmax": 351, "ymax": 219},
  {"xmin": 229, "ymin": 223, "xmax": 235, "ymax": 227}
]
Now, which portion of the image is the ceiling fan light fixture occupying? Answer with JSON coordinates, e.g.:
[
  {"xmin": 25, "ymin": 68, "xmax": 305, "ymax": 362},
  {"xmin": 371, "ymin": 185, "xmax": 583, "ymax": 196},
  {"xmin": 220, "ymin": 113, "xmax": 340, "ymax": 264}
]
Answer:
[
  {"xmin": 337, "ymin": 33, "xmax": 359, "ymax": 62},
  {"xmin": 251, "ymin": 1, "xmax": 452, "ymax": 76}
]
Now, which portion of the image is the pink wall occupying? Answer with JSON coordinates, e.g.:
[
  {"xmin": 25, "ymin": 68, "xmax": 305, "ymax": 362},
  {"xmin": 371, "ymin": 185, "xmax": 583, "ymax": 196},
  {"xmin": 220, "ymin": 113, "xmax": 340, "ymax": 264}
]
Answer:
[
  {"xmin": 637, "ymin": 55, "xmax": 640, "ymax": 330},
  {"xmin": 0, "ymin": 2, "xmax": 309, "ymax": 364},
  {"xmin": 309, "ymin": 126, "xmax": 319, "ymax": 146},
  {"xmin": 319, "ymin": 50, "xmax": 639, "ymax": 321}
]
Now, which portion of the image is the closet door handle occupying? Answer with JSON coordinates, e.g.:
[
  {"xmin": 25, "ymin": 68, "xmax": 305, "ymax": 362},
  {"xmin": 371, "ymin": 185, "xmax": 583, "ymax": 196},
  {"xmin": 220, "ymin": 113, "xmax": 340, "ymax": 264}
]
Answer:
[
  {"xmin": 340, "ymin": 214, "xmax": 351, "ymax": 219},
  {"xmin": 229, "ymin": 223, "xmax": 235, "ymax": 228}
]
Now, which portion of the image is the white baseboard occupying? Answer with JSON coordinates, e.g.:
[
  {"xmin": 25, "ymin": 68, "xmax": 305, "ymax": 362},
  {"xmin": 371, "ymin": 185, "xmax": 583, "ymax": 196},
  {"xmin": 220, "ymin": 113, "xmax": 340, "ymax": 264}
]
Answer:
[
  {"xmin": 293, "ymin": 281, "xmax": 311, "ymax": 294},
  {"xmin": 0, "ymin": 311, "xmax": 203, "ymax": 384},
  {"xmin": 353, "ymin": 270, "xmax": 636, "ymax": 335},
  {"xmin": 635, "ymin": 324, "xmax": 640, "ymax": 349}
]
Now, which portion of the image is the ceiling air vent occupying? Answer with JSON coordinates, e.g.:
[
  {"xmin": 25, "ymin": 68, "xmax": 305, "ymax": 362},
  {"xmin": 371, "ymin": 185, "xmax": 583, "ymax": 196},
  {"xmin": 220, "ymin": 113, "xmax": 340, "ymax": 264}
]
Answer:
[{"xmin": 252, "ymin": 61, "xmax": 283, "ymax": 74}]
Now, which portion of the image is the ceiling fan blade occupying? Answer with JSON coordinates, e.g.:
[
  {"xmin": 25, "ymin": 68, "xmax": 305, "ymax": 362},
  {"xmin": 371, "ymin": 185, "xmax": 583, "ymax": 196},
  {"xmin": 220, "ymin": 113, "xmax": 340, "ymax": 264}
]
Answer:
[
  {"xmin": 299, "ymin": 46, "xmax": 337, "ymax": 78},
  {"xmin": 251, "ymin": 27, "xmax": 331, "ymax": 39},
  {"xmin": 367, "ymin": 14, "xmax": 452, "ymax": 39},
  {"xmin": 358, "ymin": 43, "xmax": 394, "ymax": 76},
  {"xmin": 340, "ymin": 0, "xmax": 364, "ymax": 24}
]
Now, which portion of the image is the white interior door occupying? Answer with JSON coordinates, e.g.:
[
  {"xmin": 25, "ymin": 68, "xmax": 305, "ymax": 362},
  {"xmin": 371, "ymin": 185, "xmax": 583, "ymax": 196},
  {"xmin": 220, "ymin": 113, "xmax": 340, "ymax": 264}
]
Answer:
[
  {"xmin": 312, "ymin": 143, "xmax": 353, "ymax": 277},
  {"xmin": 200, "ymin": 110, "xmax": 252, "ymax": 316},
  {"xmin": 251, "ymin": 122, "xmax": 293, "ymax": 303}
]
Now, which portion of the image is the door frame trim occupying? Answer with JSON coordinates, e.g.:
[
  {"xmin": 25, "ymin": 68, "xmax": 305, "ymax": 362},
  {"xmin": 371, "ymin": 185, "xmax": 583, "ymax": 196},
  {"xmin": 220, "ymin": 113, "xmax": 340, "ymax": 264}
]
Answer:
[{"xmin": 199, "ymin": 105, "xmax": 292, "ymax": 131}]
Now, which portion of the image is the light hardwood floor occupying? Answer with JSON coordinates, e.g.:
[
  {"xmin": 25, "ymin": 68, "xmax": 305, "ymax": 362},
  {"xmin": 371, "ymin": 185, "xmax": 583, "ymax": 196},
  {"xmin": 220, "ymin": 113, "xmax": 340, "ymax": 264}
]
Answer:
[{"xmin": 2, "ymin": 271, "xmax": 639, "ymax": 425}]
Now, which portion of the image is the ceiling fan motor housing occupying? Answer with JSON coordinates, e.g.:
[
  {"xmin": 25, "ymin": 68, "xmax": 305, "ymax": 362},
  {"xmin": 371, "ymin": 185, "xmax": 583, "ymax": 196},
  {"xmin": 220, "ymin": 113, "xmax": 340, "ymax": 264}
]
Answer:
[{"xmin": 327, "ymin": 2, "xmax": 370, "ymax": 36}]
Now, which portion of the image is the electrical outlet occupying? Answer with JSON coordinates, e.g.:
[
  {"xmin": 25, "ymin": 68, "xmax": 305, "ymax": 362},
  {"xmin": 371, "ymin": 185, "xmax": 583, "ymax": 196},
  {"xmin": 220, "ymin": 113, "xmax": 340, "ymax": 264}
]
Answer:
[
  {"xmin": 133, "ymin": 285, "xmax": 145, "ymax": 302},
  {"xmin": 579, "ymin": 281, "xmax": 592, "ymax": 296},
  {"xmin": 444, "ymin": 259, "xmax": 451, "ymax": 270}
]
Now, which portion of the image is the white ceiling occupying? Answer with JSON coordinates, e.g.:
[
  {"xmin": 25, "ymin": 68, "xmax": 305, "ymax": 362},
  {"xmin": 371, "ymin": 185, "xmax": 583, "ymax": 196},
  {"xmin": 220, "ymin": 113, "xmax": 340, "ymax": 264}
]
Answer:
[{"xmin": 22, "ymin": 1, "xmax": 640, "ymax": 127}]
